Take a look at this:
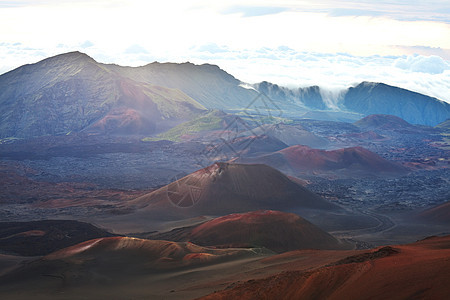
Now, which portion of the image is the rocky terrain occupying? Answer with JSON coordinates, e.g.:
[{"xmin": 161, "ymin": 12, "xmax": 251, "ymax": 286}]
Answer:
[
  {"xmin": 200, "ymin": 236, "xmax": 450, "ymax": 300},
  {"xmin": 0, "ymin": 52, "xmax": 449, "ymax": 299},
  {"xmin": 0, "ymin": 220, "xmax": 116, "ymax": 256}
]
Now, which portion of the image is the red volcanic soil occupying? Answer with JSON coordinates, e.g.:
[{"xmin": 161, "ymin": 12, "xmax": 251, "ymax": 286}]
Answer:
[
  {"xmin": 417, "ymin": 201, "xmax": 450, "ymax": 224},
  {"xmin": 86, "ymin": 79, "xmax": 161, "ymax": 135},
  {"xmin": 85, "ymin": 79, "xmax": 205, "ymax": 135},
  {"xmin": 127, "ymin": 163, "xmax": 338, "ymax": 220},
  {"xmin": 277, "ymin": 145, "xmax": 407, "ymax": 174},
  {"xmin": 88, "ymin": 107, "xmax": 156, "ymax": 135},
  {"xmin": 0, "ymin": 237, "xmax": 266, "ymax": 299},
  {"xmin": 200, "ymin": 235, "xmax": 450, "ymax": 300},
  {"xmin": 0, "ymin": 237, "xmax": 262, "ymax": 299},
  {"xmin": 187, "ymin": 210, "xmax": 349, "ymax": 252},
  {"xmin": 21, "ymin": 237, "xmax": 256, "ymax": 275}
]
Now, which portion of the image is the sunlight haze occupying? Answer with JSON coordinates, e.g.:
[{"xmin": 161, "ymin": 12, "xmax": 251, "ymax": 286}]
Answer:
[{"xmin": 1, "ymin": 0, "xmax": 450, "ymax": 102}]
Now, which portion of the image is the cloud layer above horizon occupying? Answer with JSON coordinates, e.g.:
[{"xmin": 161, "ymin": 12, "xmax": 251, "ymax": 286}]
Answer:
[{"xmin": 1, "ymin": 0, "xmax": 450, "ymax": 103}]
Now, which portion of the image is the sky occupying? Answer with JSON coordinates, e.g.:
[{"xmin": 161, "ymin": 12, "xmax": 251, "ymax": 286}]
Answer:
[{"xmin": 1, "ymin": 0, "xmax": 450, "ymax": 103}]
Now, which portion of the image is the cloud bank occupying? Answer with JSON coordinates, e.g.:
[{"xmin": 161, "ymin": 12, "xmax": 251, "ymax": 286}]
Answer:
[
  {"xmin": 1, "ymin": 1, "xmax": 449, "ymax": 103},
  {"xmin": 186, "ymin": 44, "xmax": 450, "ymax": 104},
  {"xmin": 1, "ymin": 42, "xmax": 449, "ymax": 104}
]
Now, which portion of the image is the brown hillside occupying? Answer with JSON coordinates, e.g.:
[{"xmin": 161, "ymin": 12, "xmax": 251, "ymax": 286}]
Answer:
[
  {"xmin": 200, "ymin": 235, "xmax": 450, "ymax": 300},
  {"xmin": 187, "ymin": 210, "xmax": 349, "ymax": 252},
  {"xmin": 126, "ymin": 163, "xmax": 338, "ymax": 220}
]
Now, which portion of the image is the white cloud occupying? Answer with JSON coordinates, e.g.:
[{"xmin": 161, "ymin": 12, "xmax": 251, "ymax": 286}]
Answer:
[
  {"xmin": 393, "ymin": 55, "xmax": 450, "ymax": 74},
  {"xmin": 185, "ymin": 48, "xmax": 450, "ymax": 103},
  {"xmin": 80, "ymin": 40, "xmax": 94, "ymax": 48},
  {"xmin": 124, "ymin": 44, "xmax": 149, "ymax": 54},
  {"xmin": 1, "ymin": 1, "xmax": 450, "ymax": 104},
  {"xmin": 194, "ymin": 43, "xmax": 229, "ymax": 54},
  {"xmin": 221, "ymin": 5, "xmax": 288, "ymax": 17},
  {"xmin": 2, "ymin": 42, "xmax": 450, "ymax": 105},
  {"xmin": 238, "ymin": 83, "xmax": 257, "ymax": 91}
]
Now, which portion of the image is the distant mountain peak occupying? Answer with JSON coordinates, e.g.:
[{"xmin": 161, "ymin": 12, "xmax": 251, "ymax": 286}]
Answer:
[
  {"xmin": 0, "ymin": 51, "xmax": 205, "ymax": 138},
  {"xmin": 355, "ymin": 114, "xmax": 414, "ymax": 130},
  {"xmin": 344, "ymin": 82, "xmax": 450, "ymax": 126},
  {"xmin": 41, "ymin": 51, "xmax": 97, "ymax": 64},
  {"xmin": 359, "ymin": 81, "xmax": 380, "ymax": 86},
  {"xmin": 1, "ymin": 52, "xmax": 449, "ymax": 139},
  {"xmin": 58, "ymin": 50, "xmax": 91, "ymax": 58}
]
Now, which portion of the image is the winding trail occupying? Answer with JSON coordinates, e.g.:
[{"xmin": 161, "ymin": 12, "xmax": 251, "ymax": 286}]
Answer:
[{"xmin": 330, "ymin": 210, "xmax": 396, "ymax": 242}]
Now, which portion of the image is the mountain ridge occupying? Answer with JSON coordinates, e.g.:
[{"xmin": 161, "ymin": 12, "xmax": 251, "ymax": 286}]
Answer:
[
  {"xmin": 1, "ymin": 52, "xmax": 450, "ymax": 139},
  {"xmin": 0, "ymin": 52, "xmax": 206, "ymax": 138},
  {"xmin": 343, "ymin": 81, "xmax": 450, "ymax": 126}
]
